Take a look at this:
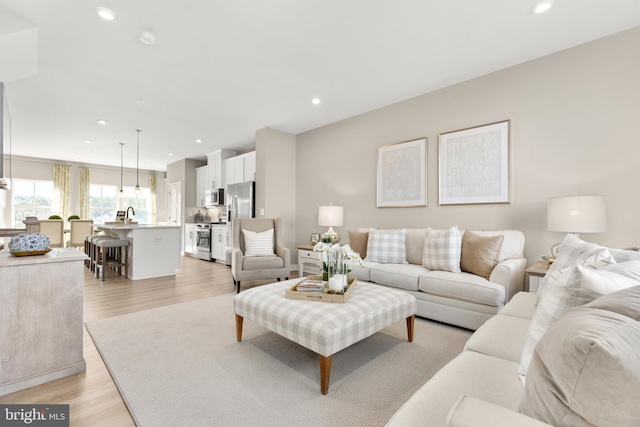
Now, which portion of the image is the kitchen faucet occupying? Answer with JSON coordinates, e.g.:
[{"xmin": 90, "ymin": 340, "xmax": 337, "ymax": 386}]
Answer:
[{"xmin": 126, "ymin": 206, "xmax": 136, "ymax": 218}]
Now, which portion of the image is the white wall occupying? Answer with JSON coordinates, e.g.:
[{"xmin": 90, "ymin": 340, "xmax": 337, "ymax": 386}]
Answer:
[{"xmin": 294, "ymin": 27, "xmax": 640, "ymax": 266}]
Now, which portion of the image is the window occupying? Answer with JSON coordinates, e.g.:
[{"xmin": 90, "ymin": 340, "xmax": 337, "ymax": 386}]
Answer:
[
  {"xmin": 13, "ymin": 179, "xmax": 54, "ymax": 226},
  {"xmin": 89, "ymin": 184, "xmax": 151, "ymax": 224}
]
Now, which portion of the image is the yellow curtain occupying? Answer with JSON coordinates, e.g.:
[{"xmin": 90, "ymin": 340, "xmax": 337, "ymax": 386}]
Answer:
[
  {"xmin": 79, "ymin": 167, "xmax": 90, "ymax": 219},
  {"xmin": 52, "ymin": 164, "xmax": 71, "ymax": 220},
  {"xmin": 149, "ymin": 173, "xmax": 157, "ymax": 224}
]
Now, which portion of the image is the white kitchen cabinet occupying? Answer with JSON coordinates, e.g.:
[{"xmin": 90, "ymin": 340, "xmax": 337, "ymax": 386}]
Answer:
[
  {"xmin": 207, "ymin": 149, "xmax": 236, "ymax": 191},
  {"xmin": 195, "ymin": 166, "xmax": 208, "ymax": 207},
  {"xmin": 184, "ymin": 223, "xmax": 198, "ymax": 255},
  {"xmin": 244, "ymin": 151, "xmax": 256, "ymax": 182},
  {"xmin": 211, "ymin": 225, "xmax": 227, "ymax": 263},
  {"xmin": 224, "ymin": 151, "xmax": 256, "ymax": 186}
]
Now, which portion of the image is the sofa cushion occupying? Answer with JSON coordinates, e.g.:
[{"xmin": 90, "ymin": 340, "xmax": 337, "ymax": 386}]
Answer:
[
  {"xmin": 422, "ymin": 226, "xmax": 462, "ymax": 273},
  {"xmin": 243, "ymin": 228, "xmax": 275, "ymax": 257},
  {"xmin": 519, "ymin": 285, "xmax": 640, "ymax": 427},
  {"xmin": 386, "ymin": 352, "xmax": 523, "ymax": 427},
  {"xmin": 348, "ymin": 230, "xmax": 368, "ymax": 259},
  {"xmin": 464, "ymin": 314, "xmax": 530, "ymax": 363},
  {"xmin": 498, "ymin": 291, "xmax": 537, "ymax": 320},
  {"xmin": 242, "ymin": 256, "xmax": 284, "ymax": 270},
  {"xmin": 536, "ymin": 234, "xmax": 613, "ymax": 302},
  {"xmin": 365, "ymin": 228, "xmax": 408, "ymax": 264},
  {"xmin": 419, "ymin": 271, "xmax": 505, "ymax": 307},
  {"xmin": 369, "ymin": 263, "xmax": 429, "ymax": 292},
  {"xmin": 460, "ymin": 231, "xmax": 504, "ymax": 279},
  {"xmin": 518, "ymin": 257, "xmax": 638, "ymax": 380}
]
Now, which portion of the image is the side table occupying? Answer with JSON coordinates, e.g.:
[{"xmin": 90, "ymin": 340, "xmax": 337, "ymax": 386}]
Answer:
[
  {"xmin": 524, "ymin": 260, "xmax": 551, "ymax": 293},
  {"xmin": 297, "ymin": 245, "xmax": 323, "ymax": 278}
]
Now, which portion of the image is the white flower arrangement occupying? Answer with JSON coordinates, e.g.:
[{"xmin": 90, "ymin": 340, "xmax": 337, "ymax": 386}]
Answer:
[{"xmin": 313, "ymin": 242, "xmax": 364, "ymax": 274}]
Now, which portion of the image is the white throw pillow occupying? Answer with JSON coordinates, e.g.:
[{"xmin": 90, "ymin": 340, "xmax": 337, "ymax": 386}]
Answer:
[
  {"xmin": 242, "ymin": 228, "xmax": 275, "ymax": 257},
  {"xmin": 536, "ymin": 234, "xmax": 613, "ymax": 303},
  {"xmin": 365, "ymin": 228, "xmax": 407, "ymax": 264},
  {"xmin": 517, "ymin": 255, "xmax": 640, "ymax": 382},
  {"xmin": 422, "ymin": 226, "xmax": 462, "ymax": 273}
]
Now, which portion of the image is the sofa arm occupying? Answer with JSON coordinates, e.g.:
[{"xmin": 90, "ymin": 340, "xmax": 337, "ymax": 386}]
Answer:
[
  {"xmin": 489, "ymin": 258, "xmax": 526, "ymax": 302},
  {"xmin": 446, "ymin": 396, "xmax": 552, "ymax": 427}
]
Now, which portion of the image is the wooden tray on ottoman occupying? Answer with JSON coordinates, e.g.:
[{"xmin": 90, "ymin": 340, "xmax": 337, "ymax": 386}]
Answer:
[{"xmin": 286, "ymin": 275, "xmax": 357, "ymax": 303}]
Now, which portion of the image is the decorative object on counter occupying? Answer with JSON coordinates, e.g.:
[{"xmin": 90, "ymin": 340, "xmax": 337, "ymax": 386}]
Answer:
[
  {"xmin": 194, "ymin": 210, "xmax": 204, "ymax": 223},
  {"xmin": 438, "ymin": 120, "xmax": 510, "ymax": 205},
  {"xmin": 116, "ymin": 210, "xmax": 126, "ymax": 221},
  {"xmin": 547, "ymin": 195, "xmax": 607, "ymax": 256},
  {"xmin": 22, "ymin": 216, "xmax": 41, "ymax": 234},
  {"xmin": 318, "ymin": 204, "xmax": 343, "ymax": 243},
  {"xmin": 377, "ymin": 137, "xmax": 427, "ymax": 208},
  {"xmin": 68, "ymin": 214, "xmax": 80, "ymax": 221},
  {"xmin": 8, "ymin": 233, "xmax": 51, "ymax": 256},
  {"xmin": 48, "ymin": 215, "xmax": 62, "ymax": 220},
  {"xmin": 313, "ymin": 242, "xmax": 363, "ymax": 292},
  {"xmin": 203, "ymin": 212, "xmax": 211, "ymax": 222}
]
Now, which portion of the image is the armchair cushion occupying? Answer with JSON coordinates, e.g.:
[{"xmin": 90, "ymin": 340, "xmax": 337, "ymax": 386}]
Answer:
[
  {"xmin": 242, "ymin": 256, "xmax": 284, "ymax": 270},
  {"xmin": 243, "ymin": 228, "xmax": 275, "ymax": 257}
]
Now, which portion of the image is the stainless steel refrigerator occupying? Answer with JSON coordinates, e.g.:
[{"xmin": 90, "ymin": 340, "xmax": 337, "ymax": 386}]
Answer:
[{"xmin": 225, "ymin": 181, "xmax": 255, "ymax": 265}]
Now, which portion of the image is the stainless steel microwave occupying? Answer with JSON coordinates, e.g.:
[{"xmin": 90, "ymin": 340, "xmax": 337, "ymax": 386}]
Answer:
[{"xmin": 205, "ymin": 188, "xmax": 224, "ymax": 206}]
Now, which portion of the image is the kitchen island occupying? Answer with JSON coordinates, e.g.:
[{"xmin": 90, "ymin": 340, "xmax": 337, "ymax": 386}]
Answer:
[{"xmin": 97, "ymin": 224, "xmax": 181, "ymax": 280}]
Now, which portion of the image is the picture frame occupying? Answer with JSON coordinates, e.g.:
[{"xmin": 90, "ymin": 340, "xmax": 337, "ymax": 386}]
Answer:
[
  {"xmin": 116, "ymin": 210, "xmax": 126, "ymax": 221},
  {"xmin": 377, "ymin": 137, "xmax": 427, "ymax": 207},
  {"xmin": 310, "ymin": 233, "xmax": 320, "ymax": 245},
  {"xmin": 438, "ymin": 120, "xmax": 510, "ymax": 205}
]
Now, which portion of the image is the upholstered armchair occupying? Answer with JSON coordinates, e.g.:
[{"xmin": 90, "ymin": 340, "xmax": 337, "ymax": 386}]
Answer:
[{"xmin": 231, "ymin": 217, "xmax": 290, "ymax": 293}]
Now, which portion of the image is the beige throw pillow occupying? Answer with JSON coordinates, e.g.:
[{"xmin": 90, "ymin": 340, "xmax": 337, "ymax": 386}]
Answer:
[
  {"xmin": 348, "ymin": 230, "xmax": 368, "ymax": 259},
  {"xmin": 460, "ymin": 231, "xmax": 504, "ymax": 279}
]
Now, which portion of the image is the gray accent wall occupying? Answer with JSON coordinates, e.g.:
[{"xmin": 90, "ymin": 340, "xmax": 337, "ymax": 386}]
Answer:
[{"xmin": 293, "ymin": 26, "xmax": 640, "ymax": 266}]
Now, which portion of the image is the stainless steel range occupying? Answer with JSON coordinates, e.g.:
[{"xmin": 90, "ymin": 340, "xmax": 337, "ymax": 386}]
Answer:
[{"xmin": 196, "ymin": 223, "xmax": 212, "ymax": 261}]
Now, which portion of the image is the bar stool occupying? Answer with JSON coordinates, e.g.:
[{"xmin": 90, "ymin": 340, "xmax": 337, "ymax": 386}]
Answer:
[
  {"xmin": 94, "ymin": 238, "xmax": 129, "ymax": 281},
  {"xmin": 86, "ymin": 234, "xmax": 111, "ymax": 272}
]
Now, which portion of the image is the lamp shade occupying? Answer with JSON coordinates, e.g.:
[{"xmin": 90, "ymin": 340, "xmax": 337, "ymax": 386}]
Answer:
[
  {"xmin": 547, "ymin": 196, "xmax": 607, "ymax": 233},
  {"xmin": 318, "ymin": 205, "xmax": 343, "ymax": 227}
]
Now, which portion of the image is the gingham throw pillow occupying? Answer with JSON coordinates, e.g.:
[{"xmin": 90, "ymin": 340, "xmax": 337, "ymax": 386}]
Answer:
[
  {"xmin": 365, "ymin": 228, "xmax": 408, "ymax": 264},
  {"xmin": 536, "ymin": 234, "xmax": 613, "ymax": 304},
  {"xmin": 422, "ymin": 226, "xmax": 462, "ymax": 273},
  {"xmin": 243, "ymin": 228, "xmax": 275, "ymax": 257}
]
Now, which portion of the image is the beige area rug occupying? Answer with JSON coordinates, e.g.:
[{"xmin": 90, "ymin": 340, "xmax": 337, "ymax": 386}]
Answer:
[{"xmin": 85, "ymin": 292, "xmax": 472, "ymax": 427}]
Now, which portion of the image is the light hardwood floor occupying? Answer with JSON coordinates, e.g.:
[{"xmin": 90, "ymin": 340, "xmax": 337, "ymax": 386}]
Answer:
[{"xmin": 0, "ymin": 254, "xmax": 291, "ymax": 426}]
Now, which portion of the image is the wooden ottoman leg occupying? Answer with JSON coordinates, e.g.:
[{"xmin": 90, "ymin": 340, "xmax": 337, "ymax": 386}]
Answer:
[
  {"xmin": 319, "ymin": 354, "xmax": 333, "ymax": 395},
  {"xmin": 406, "ymin": 315, "xmax": 415, "ymax": 343},
  {"xmin": 235, "ymin": 314, "xmax": 244, "ymax": 342}
]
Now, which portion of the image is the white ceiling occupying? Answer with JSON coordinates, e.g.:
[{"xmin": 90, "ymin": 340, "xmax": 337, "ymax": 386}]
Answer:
[{"xmin": 1, "ymin": 0, "xmax": 639, "ymax": 172}]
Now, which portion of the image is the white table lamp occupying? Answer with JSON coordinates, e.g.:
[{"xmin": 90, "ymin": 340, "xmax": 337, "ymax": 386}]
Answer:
[
  {"xmin": 547, "ymin": 196, "xmax": 607, "ymax": 255},
  {"xmin": 319, "ymin": 204, "xmax": 343, "ymax": 243}
]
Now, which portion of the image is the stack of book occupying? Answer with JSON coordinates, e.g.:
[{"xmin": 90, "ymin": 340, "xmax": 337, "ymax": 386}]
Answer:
[{"xmin": 296, "ymin": 279, "xmax": 326, "ymax": 292}]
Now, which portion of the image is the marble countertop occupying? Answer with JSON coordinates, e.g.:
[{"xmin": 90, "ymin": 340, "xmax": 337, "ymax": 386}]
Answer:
[{"xmin": 0, "ymin": 248, "xmax": 88, "ymax": 267}]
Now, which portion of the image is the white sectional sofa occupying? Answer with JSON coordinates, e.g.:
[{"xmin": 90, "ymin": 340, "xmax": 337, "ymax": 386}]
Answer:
[
  {"xmin": 386, "ymin": 238, "xmax": 640, "ymax": 427},
  {"xmin": 347, "ymin": 228, "xmax": 526, "ymax": 330}
]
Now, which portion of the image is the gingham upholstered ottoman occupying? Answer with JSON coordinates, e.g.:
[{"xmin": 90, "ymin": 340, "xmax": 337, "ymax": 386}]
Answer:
[{"xmin": 233, "ymin": 279, "xmax": 417, "ymax": 394}]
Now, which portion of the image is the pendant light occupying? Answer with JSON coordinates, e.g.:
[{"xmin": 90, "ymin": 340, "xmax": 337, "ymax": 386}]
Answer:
[
  {"xmin": 134, "ymin": 129, "xmax": 142, "ymax": 194},
  {"xmin": 118, "ymin": 142, "xmax": 125, "ymax": 198}
]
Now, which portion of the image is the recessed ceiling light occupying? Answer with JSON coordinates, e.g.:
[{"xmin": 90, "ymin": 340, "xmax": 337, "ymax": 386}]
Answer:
[
  {"xmin": 74, "ymin": 154, "xmax": 81, "ymax": 157},
  {"xmin": 97, "ymin": 119, "xmax": 107, "ymax": 125},
  {"xmin": 311, "ymin": 98, "xmax": 321, "ymax": 105},
  {"xmin": 138, "ymin": 31, "xmax": 157, "ymax": 46},
  {"xmin": 146, "ymin": 162, "xmax": 152, "ymax": 166},
  {"xmin": 196, "ymin": 139, "xmax": 203, "ymax": 143},
  {"xmin": 84, "ymin": 139, "xmax": 92, "ymax": 144},
  {"xmin": 96, "ymin": 7, "xmax": 116, "ymax": 21},
  {"xmin": 168, "ymin": 152, "xmax": 174, "ymax": 156},
  {"xmin": 138, "ymin": 99, "xmax": 145, "ymax": 106},
  {"xmin": 532, "ymin": 0, "xmax": 554, "ymax": 14}
]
